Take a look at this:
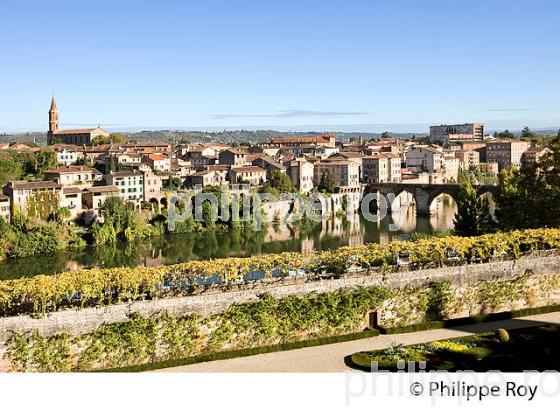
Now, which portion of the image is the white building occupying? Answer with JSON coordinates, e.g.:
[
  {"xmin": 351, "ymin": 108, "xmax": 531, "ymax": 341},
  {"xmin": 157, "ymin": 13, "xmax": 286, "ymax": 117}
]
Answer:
[{"xmin": 106, "ymin": 171, "xmax": 145, "ymax": 204}]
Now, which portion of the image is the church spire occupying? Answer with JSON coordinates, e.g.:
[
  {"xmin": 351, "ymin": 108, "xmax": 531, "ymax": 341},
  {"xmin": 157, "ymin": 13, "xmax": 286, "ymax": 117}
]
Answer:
[{"xmin": 49, "ymin": 97, "xmax": 59, "ymax": 134}]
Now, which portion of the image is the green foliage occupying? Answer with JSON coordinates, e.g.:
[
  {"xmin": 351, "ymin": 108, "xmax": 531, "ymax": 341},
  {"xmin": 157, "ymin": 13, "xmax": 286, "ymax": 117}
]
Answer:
[
  {"xmin": 318, "ymin": 169, "xmax": 335, "ymax": 194},
  {"xmin": 92, "ymin": 133, "xmax": 128, "ymax": 145},
  {"xmin": 454, "ymin": 180, "xmax": 494, "ymax": 236},
  {"xmin": 0, "ymin": 213, "xmax": 83, "ymax": 260},
  {"xmin": 165, "ymin": 176, "xmax": 183, "ymax": 190},
  {"xmin": 495, "ymin": 135, "xmax": 560, "ymax": 229},
  {"xmin": 0, "ymin": 155, "xmax": 22, "ymax": 186},
  {"xmin": 267, "ymin": 170, "xmax": 292, "ymax": 193},
  {"xmin": 7, "ymin": 330, "xmax": 71, "ymax": 372},
  {"xmin": 5, "ymin": 287, "xmax": 388, "ymax": 371},
  {"xmin": 94, "ymin": 196, "xmax": 147, "ymax": 244},
  {"xmin": 209, "ymin": 288, "xmax": 392, "ymax": 349},
  {"xmin": 494, "ymin": 129, "xmax": 514, "ymax": 139},
  {"xmin": 1, "ymin": 228, "xmax": 560, "ymax": 315},
  {"xmin": 426, "ymin": 281, "xmax": 452, "ymax": 321},
  {"xmin": 496, "ymin": 328, "xmax": 510, "ymax": 343}
]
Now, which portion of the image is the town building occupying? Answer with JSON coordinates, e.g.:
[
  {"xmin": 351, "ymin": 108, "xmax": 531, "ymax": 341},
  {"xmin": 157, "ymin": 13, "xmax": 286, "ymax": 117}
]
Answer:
[
  {"xmin": 485, "ymin": 140, "xmax": 530, "ymax": 170},
  {"xmin": 313, "ymin": 160, "xmax": 360, "ymax": 188},
  {"xmin": 3, "ymin": 181, "xmax": 62, "ymax": 219},
  {"xmin": 219, "ymin": 149, "xmax": 248, "ymax": 166},
  {"xmin": 454, "ymin": 150, "xmax": 480, "ymax": 170},
  {"xmin": 252, "ymin": 156, "xmax": 286, "ymax": 174},
  {"xmin": 82, "ymin": 186, "xmax": 121, "ymax": 220},
  {"xmin": 47, "ymin": 97, "xmax": 109, "ymax": 145},
  {"xmin": 53, "ymin": 144, "xmax": 80, "ymax": 166},
  {"xmin": 362, "ymin": 155, "xmax": 401, "ymax": 183},
  {"xmin": 188, "ymin": 169, "xmax": 229, "ymax": 188},
  {"xmin": 44, "ymin": 166, "xmax": 102, "ymax": 187},
  {"xmin": 430, "ymin": 123, "xmax": 484, "ymax": 145},
  {"xmin": 61, "ymin": 187, "xmax": 83, "ymax": 220},
  {"xmin": 521, "ymin": 147, "xmax": 552, "ymax": 168},
  {"xmin": 229, "ymin": 166, "xmax": 267, "ymax": 186},
  {"xmin": 270, "ymin": 134, "xmax": 336, "ymax": 148},
  {"xmin": 0, "ymin": 194, "xmax": 11, "ymax": 220},
  {"xmin": 143, "ymin": 170, "xmax": 164, "ymax": 203},
  {"xmin": 405, "ymin": 146, "xmax": 444, "ymax": 173},
  {"xmin": 106, "ymin": 171, "xmax": 145, "ymax": 203},
  {"xmin": 143, "ymin": 154, "xmax": 170, "ymax": 172},
  {"xmin": 284, "ymin": 158, "xmax": 314, "ymax": 193}
]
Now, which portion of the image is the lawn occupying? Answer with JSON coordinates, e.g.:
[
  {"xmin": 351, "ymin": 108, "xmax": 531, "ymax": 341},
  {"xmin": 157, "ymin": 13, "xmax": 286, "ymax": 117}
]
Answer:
[{"xmin": 351, "ymin": 325, "xmax": 560, "ymax": 372}]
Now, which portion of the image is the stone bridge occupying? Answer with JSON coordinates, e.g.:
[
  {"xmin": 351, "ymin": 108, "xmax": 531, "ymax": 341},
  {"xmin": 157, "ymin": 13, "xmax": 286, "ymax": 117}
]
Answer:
[{"xmin": 366, "ymin": 183, "xmax": 499, "ymax": 216}]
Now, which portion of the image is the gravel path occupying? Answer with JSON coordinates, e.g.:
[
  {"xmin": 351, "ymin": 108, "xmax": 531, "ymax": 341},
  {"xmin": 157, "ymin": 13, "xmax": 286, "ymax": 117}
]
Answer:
[{"xmin": 158, "ymin": 312, "xmax": 560, "ymax": 372}]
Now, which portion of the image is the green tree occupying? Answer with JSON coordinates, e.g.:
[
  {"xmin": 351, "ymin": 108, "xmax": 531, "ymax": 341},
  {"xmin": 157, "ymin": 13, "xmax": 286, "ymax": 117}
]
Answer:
[
  {"xmin": 0, "ymin": 156, "xmax": 22, "ymax": 186},
  {"xmin": 318, "ymin": 169, "xmax": 335, "ymax": 194},
  {"xmin": 93, "ymin": 133, "xmax": 128, "ymax": 145},
  {"xmin": 521, "ymin": 126, "xmax": 537, "ymax": 140},
  {"xmin": 495, "ymin": 135, "xmax": 560, "ymax": 229},
  {"xmin": 496, "ymin": 129, "xmax": 514, "ymax": 139},
  {"xmin": 453, "ymin": 180, "xmax": 493, "ymax": 236},
  {"xmin": 268, "ymin": 170, "xmax": 292, "ymax": 193}
]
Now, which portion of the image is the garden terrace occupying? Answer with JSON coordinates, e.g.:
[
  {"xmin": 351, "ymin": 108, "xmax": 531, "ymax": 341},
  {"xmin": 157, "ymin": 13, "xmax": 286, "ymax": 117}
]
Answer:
[{"xmin": 1, "ymin": 228, "xmax": 560, "ymax": 316}]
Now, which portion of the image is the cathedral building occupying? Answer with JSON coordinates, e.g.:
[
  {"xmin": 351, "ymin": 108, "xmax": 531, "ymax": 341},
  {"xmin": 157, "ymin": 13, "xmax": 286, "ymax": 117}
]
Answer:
[{"xmin": 47, "ymin": 98, "xmax": 109, "ymax": 145}]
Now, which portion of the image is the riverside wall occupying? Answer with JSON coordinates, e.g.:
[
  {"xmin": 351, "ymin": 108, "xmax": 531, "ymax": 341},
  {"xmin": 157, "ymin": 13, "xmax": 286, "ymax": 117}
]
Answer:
[{"xmin": 1, "ymin": 252, "xmax": 559, "ymax": 344}]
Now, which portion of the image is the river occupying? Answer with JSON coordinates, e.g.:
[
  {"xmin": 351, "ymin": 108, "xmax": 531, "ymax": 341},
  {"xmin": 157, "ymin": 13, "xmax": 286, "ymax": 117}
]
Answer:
[{"xmin": 0, "ymin": 196, "xmax": 458, "ymax": 279}]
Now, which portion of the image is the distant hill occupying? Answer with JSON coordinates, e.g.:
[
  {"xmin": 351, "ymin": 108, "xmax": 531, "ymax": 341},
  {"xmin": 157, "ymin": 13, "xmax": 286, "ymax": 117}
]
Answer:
[
  {"xmin": 0, "ymin": 130, "xmax": 425, "ymax": 145},
  {"xmin": 3, "ymin": 127, "xmax": 557, "ymax": 145}
]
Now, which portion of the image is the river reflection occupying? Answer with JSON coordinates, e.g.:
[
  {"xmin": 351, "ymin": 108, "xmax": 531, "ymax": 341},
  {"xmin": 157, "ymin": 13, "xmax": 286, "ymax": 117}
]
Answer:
[{"xmin": 0, "ymin": 197, "xmax": 458, "ymax": 279}]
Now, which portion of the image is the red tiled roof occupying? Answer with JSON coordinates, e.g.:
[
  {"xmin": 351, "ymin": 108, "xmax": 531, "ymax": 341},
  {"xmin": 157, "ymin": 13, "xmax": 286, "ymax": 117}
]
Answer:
[
  {"xmin": 45, "ymin": 166, "xmax": 101, "ymax": 175},
  {"xmin": 54, "ymin": 129, "xmax": 97, "ymax": 135},
  {"xmin": 231, "ymin": 166, "xmax": 266, "ymax": 173},
  {"xmin": 271, "ymin": 136, "xmax": 331, "ymax": 144}
]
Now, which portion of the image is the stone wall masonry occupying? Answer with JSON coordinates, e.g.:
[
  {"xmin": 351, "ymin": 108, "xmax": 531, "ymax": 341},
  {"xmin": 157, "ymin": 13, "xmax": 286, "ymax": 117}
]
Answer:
[{"xmin": 1, "ymin": 252, "xmax": 559, "ymax": 344}]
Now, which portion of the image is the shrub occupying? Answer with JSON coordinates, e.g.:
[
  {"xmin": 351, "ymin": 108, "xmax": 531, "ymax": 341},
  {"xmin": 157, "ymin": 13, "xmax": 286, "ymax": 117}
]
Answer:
[{"xmin": 496, "ymin": 328, "xmax": 510, "ymax": 343}]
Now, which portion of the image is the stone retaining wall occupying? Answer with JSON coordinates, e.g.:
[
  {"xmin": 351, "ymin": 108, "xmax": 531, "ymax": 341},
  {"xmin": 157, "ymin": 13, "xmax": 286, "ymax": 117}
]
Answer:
[{"xmin": 1, "ymin": 252, "xmax": 559, "ymax": 344}]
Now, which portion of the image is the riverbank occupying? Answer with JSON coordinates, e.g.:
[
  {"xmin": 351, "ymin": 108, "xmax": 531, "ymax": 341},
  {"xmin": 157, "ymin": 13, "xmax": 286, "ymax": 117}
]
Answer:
[{"xmin": 0, "ymin": 205, "xmax": 455, "ymax": 279}]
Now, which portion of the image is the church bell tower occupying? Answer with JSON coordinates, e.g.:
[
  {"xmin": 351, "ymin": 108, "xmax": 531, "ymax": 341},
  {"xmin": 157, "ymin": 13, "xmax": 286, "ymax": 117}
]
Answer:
[{"xmin": 48, "ymin": 97, "xmax": 59, "ymax": 134}]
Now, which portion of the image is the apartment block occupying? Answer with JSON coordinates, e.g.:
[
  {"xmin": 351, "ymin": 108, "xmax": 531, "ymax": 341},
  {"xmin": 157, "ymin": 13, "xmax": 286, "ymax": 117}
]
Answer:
[
  {"xmin": 485, "ymin": 140, "xmax": 530, "ymax": 170},
  {"xmin": 313, "ymin": 160, "xmax": 360, "ymax": 188},
  {"xmin": 430, "ymin": 123, "xmax": 484, "ymax": 145},
  {"xmin": 362, "ymin": 155, "xmax": 401, "ymax": 183}
]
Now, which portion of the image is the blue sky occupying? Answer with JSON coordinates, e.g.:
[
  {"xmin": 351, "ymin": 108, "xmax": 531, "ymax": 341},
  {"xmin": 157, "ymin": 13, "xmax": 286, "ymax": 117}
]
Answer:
[{"xmin": 1, "ymin": 0, "xmax": 559, "ymax": 133}]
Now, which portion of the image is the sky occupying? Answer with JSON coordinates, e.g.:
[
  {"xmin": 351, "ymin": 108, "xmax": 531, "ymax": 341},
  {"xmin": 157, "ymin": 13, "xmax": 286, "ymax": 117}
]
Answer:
[{"xmin": 1, "ymin": 0, "xmax": 559, "ymax": 133}]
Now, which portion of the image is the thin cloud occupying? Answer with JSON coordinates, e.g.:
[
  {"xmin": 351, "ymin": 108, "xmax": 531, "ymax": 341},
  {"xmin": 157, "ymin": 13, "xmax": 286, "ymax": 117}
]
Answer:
[
  {"xmin": 209, "ymin": 110, "xmax": 368, "ymax": 120},
  {"xmin": 480, "ymin": 108, "xmax": 542, "ymax": 112}
]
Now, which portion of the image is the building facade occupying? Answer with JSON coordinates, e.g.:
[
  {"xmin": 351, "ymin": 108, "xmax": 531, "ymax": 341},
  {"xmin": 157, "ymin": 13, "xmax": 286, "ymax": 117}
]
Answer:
[{"xmin": 430, "ymin": 123, "xmax": 484, "ymax": 145}]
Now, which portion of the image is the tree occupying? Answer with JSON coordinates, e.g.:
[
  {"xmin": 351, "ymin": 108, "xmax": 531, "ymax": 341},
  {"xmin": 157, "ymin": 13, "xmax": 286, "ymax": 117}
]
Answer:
[
  {"xmin": 268, "ymin": 170, "xmax": 292, "ymax": 193},
  {"xmin": 496, "ymin": 129, "xmax": 514, "ymax": 139},
  {"xmin": 381, "ymin": 131, "xmax": 391, "ymax": 139},
  {"xmin": 318, "ymin": 169, "xmax": 335, "ymax": 194},
  {"xmin": 453, "ymin": 180, "xmax": 494, "ymax": 236},
  {"xmin": 166, "ymin": 176, "xmax": 183, "ymax": 190},
  {"xmin": 521, "ymin": 126, "xmax": 537, "ymax": 140},
  {"xmin": 93, "ymin": 133, "xmax": 128, "ymax": 146},
  {"xmin": 0, "ymin": 156, "xmax": 22, "ymax": 186},
  {"xmin": 495, "ymin": 134, "xmax": 560, "ymax": 229}
]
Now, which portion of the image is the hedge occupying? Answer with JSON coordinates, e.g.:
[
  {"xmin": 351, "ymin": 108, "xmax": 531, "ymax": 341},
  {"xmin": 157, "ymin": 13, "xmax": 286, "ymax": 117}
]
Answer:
[
  {"xmin": 377, "ymin": 304, "xmax": 560, "ymax": 334},
  {"xmin": 1, "ymin": 228, "xmax": 560, "ymax": 316}
]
